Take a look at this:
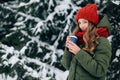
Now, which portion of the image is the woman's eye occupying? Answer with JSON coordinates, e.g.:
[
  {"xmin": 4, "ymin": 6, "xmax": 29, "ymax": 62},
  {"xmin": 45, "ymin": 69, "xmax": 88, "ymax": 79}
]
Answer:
[
  {"xmin": 78, "ymin": 21, "xmax": 88, "ymax": 25},
  {"xmin": 78, "ymin": 22, "xmax": 81, "ymax": 25},
  {"xmin": 83, "ymin": 21, "xmax": 87, "ymax": 23}
]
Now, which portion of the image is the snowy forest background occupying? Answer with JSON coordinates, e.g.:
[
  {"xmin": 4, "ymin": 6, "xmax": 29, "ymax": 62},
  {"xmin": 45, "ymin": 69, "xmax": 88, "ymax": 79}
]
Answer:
[{"xmin": 0, "ymin": 0, "xmax": 120, "ymax": 80}]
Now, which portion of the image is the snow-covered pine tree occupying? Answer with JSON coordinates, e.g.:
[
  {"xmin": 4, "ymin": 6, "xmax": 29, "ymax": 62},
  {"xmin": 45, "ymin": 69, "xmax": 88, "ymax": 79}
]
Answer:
[
  {"xmin": 0, "ymin": 0, "xmax": 78, "ymax": 79},
  {"xmin": 104, "ymin": 1, "xmax": 120, "ymax": 80}
]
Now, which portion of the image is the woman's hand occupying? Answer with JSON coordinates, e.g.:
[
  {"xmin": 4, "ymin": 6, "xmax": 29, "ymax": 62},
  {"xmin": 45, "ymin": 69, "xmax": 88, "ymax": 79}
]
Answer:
[{"xmin": 66, "ymin": 36, "xmax": 80, "ymax": 55}]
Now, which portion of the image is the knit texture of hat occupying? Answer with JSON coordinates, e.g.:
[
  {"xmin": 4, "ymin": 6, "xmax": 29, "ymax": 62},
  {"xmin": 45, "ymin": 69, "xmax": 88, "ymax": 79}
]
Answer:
[{"xmin": 76, "ymin": 4, "xmax": 99, "ymax": 25}]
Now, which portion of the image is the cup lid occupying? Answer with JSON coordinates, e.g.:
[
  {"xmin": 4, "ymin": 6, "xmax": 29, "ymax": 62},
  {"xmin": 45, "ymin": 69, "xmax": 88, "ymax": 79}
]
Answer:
[{"xmin": 70, "ymin": 35, "xmax": 77, "ymax": 38}]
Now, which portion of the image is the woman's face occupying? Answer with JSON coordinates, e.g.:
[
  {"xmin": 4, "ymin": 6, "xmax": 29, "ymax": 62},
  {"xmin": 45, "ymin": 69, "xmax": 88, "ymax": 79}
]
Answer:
[{"xmin": 78, "ymin": 19, "xmax": 89, "ymax": 31}]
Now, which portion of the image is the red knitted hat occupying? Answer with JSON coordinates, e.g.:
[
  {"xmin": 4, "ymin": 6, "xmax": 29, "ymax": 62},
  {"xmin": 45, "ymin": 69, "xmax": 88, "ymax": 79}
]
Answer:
[{"xmin": 76, "ymin": 4, "xmax": 99, "ymax": 25}]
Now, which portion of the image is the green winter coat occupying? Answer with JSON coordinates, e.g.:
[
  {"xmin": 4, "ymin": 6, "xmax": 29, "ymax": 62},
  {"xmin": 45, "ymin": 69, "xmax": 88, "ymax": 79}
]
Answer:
[{"xmin": 61, "ymin": 14, "xmax": 112, "ymax": 80}]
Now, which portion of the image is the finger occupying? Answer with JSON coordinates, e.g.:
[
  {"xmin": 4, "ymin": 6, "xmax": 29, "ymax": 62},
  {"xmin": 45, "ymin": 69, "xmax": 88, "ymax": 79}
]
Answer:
[
  {"xmin": 69, "ymin": 49, "xmax": 74, "ymax": 54},
  {"xmin": 67, "ymin": 44, "xmax": 74, "ymax": 50},
  {"xmin": 69, "ymin": 48, "xmax": 72, "ymax": 51},
  {"xmin": 66, "ymin": 36, "xmax": 71, "ymax": 41},
  {"xmin": 66, "ymin": 42, "xmax": 70, "ymax": 48},
  {"xmin": 68, "ymin": 41, "xmax": 76, "ymax": 46},
  {"xmin": 66, "ymin": 44, "xmax": 69, "ymax": 47}
]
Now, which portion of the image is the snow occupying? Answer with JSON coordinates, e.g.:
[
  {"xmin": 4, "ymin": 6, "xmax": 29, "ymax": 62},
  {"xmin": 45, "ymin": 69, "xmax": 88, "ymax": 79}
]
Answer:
[
  {"xmin": 107, "ymin": 35, "xmax": 113, "ymax": 45},
  {"xmin": 116, "ymin": 49, "xmax": 120, "ymax": 57},
  {"xmin": 112, "ymin": 0, "xmax": 120, "ymax": 5},
  {"xmin": 8, "ymin": 0, "xmax": 40, "ymax": 8},
  {"xmin": 0, "ymin": 74, "xmax": 18, "ymax": 80},
  {"xmin": 23, "ymin": 65, "xmax": 39, "ymax": 78},
  {"xmin": 32, "ymin": 21, "xmax": 44, "ymax": 35},
  {"xmin": 54, "ymin": 69, "xmax": 69, "ymax": 80},
  {"xmin": 8, "ymin": 56, "xmax": 20, "ymax": 68}
]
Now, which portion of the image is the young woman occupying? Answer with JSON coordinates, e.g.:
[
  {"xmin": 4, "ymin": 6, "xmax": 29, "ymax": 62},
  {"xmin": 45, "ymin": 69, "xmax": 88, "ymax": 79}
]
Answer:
[{"xmin": 61, "ymin": 4, "xmax": 112, "ymax": 80}]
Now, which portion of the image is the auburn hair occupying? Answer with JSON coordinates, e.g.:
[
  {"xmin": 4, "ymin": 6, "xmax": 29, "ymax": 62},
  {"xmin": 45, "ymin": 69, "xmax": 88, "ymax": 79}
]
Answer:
[{"xmin": 72, "ymin": 22, "xmax": 99, "ymax": 55}]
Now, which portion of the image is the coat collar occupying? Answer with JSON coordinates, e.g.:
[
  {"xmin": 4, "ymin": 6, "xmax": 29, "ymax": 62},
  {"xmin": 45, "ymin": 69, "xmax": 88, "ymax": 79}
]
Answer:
[{"xmin": 97, "ymin": 14, "xmax": 111, "ymax": 35}]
